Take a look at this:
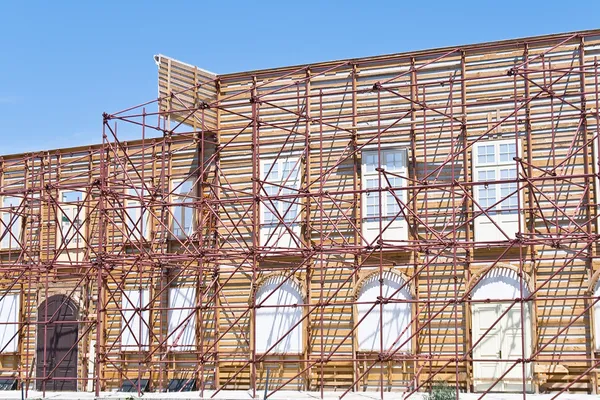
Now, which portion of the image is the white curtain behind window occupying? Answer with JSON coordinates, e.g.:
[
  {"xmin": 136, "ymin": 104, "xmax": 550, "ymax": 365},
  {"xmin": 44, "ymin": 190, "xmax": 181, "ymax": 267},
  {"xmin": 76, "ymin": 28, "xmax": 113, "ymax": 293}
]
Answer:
[
  {"xmin": 0, "ymin": 293, "xmax": 19, "ymax": 353},
  {"xmin": 168, "ymin": 286, "xmax": 196, "ymax": 351},
  {"xmin": 255, "ymin": 275, "xmax": 303, "ymax": 354},
  {"xmin": 356, "ymin": 271, "xmax": 412, "ymax": 352},
  {"xmin": 121, "ymin": 288, "xmax": 150, "ymax": 351}
]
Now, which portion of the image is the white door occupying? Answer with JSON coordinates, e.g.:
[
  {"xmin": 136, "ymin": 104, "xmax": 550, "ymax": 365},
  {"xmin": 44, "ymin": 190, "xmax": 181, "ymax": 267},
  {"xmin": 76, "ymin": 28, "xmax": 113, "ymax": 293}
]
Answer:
[
  {"xmin": 472, "ymin": 303, "xmax": 532, "ymax": 392},
  {"xmin": 501, "ymin": 305, "xmax": 532, "ymax": 392}
]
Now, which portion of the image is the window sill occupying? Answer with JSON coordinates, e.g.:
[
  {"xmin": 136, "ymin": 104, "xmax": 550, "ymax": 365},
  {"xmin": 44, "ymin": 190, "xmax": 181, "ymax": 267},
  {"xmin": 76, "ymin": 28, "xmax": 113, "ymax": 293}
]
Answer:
[
  {"xmin": 0, "ymin": 248, "xmax": 21, "ymax": 252},
  {"xmin": 120, "ymin": 349, "xmax": 150, "ymax": 353},
  {"xmin": 255, "ymin": 352, "xmax": 303, "ymax": 356}
]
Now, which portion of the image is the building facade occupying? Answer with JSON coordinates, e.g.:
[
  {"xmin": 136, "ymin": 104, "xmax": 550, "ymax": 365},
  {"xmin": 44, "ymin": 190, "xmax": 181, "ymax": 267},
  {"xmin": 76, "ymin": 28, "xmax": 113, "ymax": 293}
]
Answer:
[{"xmin": 0, "ymin": 30, "xmax": 599, "ymax": 396}]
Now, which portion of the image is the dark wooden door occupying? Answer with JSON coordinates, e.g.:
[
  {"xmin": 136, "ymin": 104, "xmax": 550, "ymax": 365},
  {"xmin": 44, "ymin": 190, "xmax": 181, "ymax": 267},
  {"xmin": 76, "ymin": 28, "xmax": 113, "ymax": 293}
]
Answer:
[{"xmin": 36, "ymin": 295, "xmax": 78, "ymax": 391}]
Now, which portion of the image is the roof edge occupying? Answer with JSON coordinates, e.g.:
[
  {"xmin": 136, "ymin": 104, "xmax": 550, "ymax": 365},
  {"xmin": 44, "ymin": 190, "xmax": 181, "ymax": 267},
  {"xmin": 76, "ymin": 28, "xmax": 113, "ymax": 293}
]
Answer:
[
  {"xmin": 154, "ymin": 53, "xmax": 218, "ymax": 77},
  {"xmin": 161, "ymin": 29, "xmax": 600, "ymax": 81}
]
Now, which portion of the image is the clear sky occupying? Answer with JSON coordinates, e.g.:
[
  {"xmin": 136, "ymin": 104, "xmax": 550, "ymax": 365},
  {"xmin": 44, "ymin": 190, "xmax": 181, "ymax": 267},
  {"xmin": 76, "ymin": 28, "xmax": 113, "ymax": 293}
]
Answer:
[{"xmin": 1, "ymin": 0, "xmax": 598, "ymax": 155}]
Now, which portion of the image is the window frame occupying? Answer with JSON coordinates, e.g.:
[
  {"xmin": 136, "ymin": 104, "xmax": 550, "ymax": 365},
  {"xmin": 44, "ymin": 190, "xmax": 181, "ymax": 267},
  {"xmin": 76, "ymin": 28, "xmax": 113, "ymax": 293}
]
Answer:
[
  {"xmin": 259, "ymin": 156, "xmax": 302, "ymax": 248},
  {"xmin": 472, "ymin": 139, "xmax": 523, "ymax": 242},
  {"xmin": 360, "ymin": 147, "xmax": 409, "ymax": 245},
  {"xmin": 594, "ymin": 137, "xmax": 600, "ymax": 237},
  {"xmin": 57, "ymin": 190, "xmax": 86, "ymax": 249},
  {"xmin": 167, "ymin": 286, "xmax": 197, "ymax": 351},
  {"xmin": 0, "ymin": 196, "xmax": 23, "ymax": 250},
  {"xmin": 254, "ymin": 275, "xmax": 304, "ymax": 354},
  {"xmin": 355, "ymin": 270, "xmax": 413, "ymax": 353},
  {"xmin": 170, "ymin": 178, "xmax": 197, "ymax": 239},
  {"xmin": 125, "ymin": 188, "xmax": 150, "ymax": 241},
  {"xmin": 594, "ymin": 281, "xmax": 600, "ymax": 352},
  {"xmin": 121, "ymin": 288, "xmax": 150, "ymax": 351},
  {"xmin": 0, "ymin": 292, "xmax": 20, "ymax": 353}
]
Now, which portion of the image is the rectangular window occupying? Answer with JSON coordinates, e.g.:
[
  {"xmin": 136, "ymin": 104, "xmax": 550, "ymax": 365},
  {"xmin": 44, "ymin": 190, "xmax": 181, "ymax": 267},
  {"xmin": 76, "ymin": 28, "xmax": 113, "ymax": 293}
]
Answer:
[
  {"xmin": 260, "ymin": 157, "xmax": 301, "ymax": 247},
  {"xmin": 361, "ymin": 148, "xmax": 409, "ymax": 245},
  {"xmin": 126, "ymin": 188, "xmax": 149, "ymax": 241},
  {"xmin": 0, "ymin": 293, "xmax": 19, "ymax": 353},
  {"xmin": 594, "ymin": 138, "xmax": 600, "ymax": 235},
  {"xmin": 59, "ymin": 191, "xmax": 85, "ymax": 248},
  {"xmin": 167, "ymin": 286, "xmax": 196, "ymax": 351},
  {"xmin": 594, "ymin": 283, "xmax": 600, "ymax": 351},
  {"xmin": 472, "ymin": 140, "xmax": 522, "ymax": 242},
  {"xmin": 171, "ymin": 179, "xmax": 196, "ymax": 239},
  {"xmin": 121, "ymin": 288, "xmax": 150, "ymax": 351},
  {"xmin": 1, "ymin": 197, "xmax": 23, "ymax": 250}
]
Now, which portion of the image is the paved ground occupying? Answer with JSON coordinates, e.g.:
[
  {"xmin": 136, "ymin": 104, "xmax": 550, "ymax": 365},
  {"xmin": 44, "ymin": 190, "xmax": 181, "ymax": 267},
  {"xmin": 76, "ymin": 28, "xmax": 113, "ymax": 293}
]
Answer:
[{"xmin": 3, "ymin": 390, "xmax": 597, "ymax": 399}]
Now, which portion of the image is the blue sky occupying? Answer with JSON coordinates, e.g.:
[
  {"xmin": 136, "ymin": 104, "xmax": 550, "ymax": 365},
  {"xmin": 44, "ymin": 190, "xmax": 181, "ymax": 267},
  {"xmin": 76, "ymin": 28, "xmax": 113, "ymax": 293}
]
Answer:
[{"xmin": 1, "ymin": 0, "xmax": 598, "ymax": 155}]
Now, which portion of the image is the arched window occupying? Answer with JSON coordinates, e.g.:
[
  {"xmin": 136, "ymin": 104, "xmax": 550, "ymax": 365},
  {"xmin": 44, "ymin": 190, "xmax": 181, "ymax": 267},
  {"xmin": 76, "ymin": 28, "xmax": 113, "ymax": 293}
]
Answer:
[
  {"xmin": 594, "ymin": 281, "xmax": 600, "ymax": 351},
  {"xmin": 471, "ymin": 267, "xmax": 532, "ymax": 392},
  {"xmin": 356, "ymin": 271, "xmax": 412, "ymax": 352},
  {"xmin": 255, "ymin": 275, "xmax": 303, "ymax": 354},
  {"xmin": 472, "ymin": 267, "xmax": 530, "ymax": 301}
]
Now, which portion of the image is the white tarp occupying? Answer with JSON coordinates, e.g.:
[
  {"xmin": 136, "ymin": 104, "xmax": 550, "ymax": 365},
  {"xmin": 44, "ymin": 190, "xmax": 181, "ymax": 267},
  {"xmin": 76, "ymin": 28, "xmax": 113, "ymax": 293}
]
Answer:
[
  {"xmin": 0, "ymin": 293, "xmax": 19, "ymax": 353},
  {"xmin": 595, "ymin": 282, "xmax": 600, "ymax": 351},
  {"xmin": 167, "ymin": 286, "xmax": 196, "ymax": 351},
  {"xmin": 1, "ymin": 197, "xmax": 22, "ymax": 249},
  {"xmin": 255, "ymin": 276, "xmax": 303, "ymax": 354},
  {"xmin": 121, "ymin": 288, "xmax": 149, "ymax": 350},
  {"xmin": 356, "ymin": 271, "xmax": 411, "ymax": 352}
]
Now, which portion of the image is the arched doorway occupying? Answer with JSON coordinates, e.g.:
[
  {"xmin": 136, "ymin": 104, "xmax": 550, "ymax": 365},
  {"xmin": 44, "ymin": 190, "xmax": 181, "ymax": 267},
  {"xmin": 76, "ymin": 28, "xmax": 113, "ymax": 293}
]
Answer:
[
  {"xmin": 36, "ymin": 295, "xmax": 78, "ymax": 391},
  {"xmin": 471, "ymin": 267, "xmax": 532, "ymax": 392}
]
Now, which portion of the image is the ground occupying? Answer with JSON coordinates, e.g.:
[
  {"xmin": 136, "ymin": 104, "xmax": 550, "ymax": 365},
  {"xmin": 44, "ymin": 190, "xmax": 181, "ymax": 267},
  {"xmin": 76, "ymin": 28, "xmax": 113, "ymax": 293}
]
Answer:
[{"xmin": 3, "ymin": 390, "xmax": 598, "ymax": 400}]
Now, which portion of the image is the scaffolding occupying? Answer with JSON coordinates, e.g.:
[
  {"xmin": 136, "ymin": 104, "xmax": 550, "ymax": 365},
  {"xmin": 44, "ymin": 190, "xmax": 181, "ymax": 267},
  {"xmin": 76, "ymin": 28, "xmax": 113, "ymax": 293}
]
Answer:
[{"xmin": 1, "ymin": 30, "xmax": 600, "ymax": 398}]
